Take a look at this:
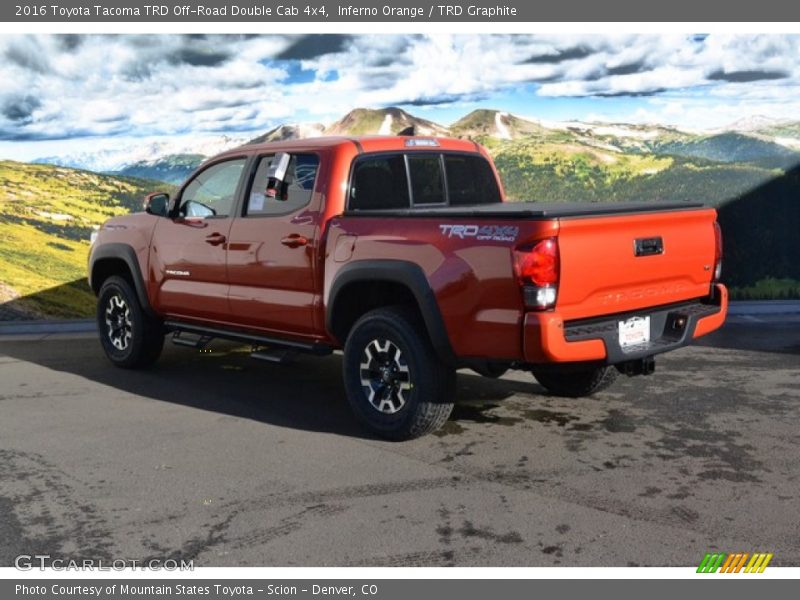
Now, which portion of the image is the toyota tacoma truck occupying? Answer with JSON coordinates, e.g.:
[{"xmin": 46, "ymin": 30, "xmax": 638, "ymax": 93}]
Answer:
[{"xmin": 88, "ymin": 135, "xmax": 727, "ymax": 439}]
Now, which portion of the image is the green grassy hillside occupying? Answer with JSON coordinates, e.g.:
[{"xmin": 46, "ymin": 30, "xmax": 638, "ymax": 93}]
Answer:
[
  {"xmin": 487, "ymin": 137, "xmax": 781, "ymax": 205},
  {"xmin": 0, "ymin": 161, "xmax": 168, "ymax": 318}
]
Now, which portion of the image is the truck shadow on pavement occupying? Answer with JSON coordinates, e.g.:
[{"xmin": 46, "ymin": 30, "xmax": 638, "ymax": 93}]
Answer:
[{"xmin": 0, "ymin": 338, "xmax": 545, "ymax": 440}]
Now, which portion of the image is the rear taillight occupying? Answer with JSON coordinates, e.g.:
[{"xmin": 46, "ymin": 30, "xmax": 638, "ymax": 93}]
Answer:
[
  {"xmin": 514, "ymin": 237, "xmax": 559, "ymax": 310},
  {"xmin": 713, "ymin": 221, "xmax": 723, "ymax": 281}
]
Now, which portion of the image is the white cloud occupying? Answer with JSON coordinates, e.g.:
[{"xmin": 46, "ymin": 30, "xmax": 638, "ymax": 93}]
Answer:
[{"xmin": 2, "ymin": 33, "xmax": 800, "ymax": 146}]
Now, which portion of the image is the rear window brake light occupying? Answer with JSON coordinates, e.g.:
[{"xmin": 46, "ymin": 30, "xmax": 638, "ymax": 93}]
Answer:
[{"xmin": 404, "ymin": 139, "xmax": 439, "ymax": 147}]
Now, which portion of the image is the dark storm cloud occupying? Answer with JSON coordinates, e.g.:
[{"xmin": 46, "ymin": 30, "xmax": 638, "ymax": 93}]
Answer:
[
  {"xmin": 574, "ymin": 60, "xmax": 652, "ymax": 83},
  {"xmin": 276, "ymin": 35, "xmax": 353, "ymax": 60},
  {"xmin": 401, "ymin": 94, "xmax": 468, "ymax": 107},
  {"xmin": 185, "ymin": 97, "xmax": 254, "ymax": 112},
  {"xmin": 120, "ymin": 62, "xmax": 154, "ymax": 82},
  {"xmin": 594, "ymin": 88, "xmax": 667, "ymax": 97},
  {"xmin": 708, "ymin": 69, "xmax": 788, "ymax": 83},
  {"xmin": 523, "ymin": 45, "xmax": 595, "ymax": 64},
  {"xmin": 2, "ymin": 95, "xmax": 41, "ymax": 122},
  {"xmin": 187, "ymin": 34, "xmax": 260, "ymax": 42},
  {"xmin": 359, "ymin": 72, "xmax": 402, "ymax": 91},
  {"xmin": 523, "ymin": 74, "xmax": 564, "ymax": 84},
  {"xmin": 367, "ymin": 56, "xmax": 401, "ymax": 68},
  {"xmin": 225, "ymin": 79, "xmax": 264, "ymax": 90},
  {"xmin": 171, "ymin": 47, "xmax": 232, "ymax": 67},
  {"xmin": 607, "ymin": 61, "xmax": 649, "ymax": 76},
  {"xmin": 117, "ymin": 39, "xmax": 232, "ymax": 81},
  {"xmin": 5, "ymin": 43, "xmax": 50, "ymax": 73},
  {"xmin": 56, "ymin": 35, "xmax": 84, "ymax": 52},
  {"xmin": 94, "ymin": 113, "xmax": 127, "ymax": 124}
]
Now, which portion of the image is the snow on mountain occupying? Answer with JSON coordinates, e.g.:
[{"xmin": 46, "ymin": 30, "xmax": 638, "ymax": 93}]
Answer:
[
  {"xmin": 773, "ymin": 136, "xmax": 800, "ymax": 150},
  {"xmin": 494, "ymin": 112, "xmax": 511, "ymax": 140},
  {"xmin": 723, "ymin": 115, "xmax": 786, "ymax": 133},
  {"xmin": 450, "ymin": 109, "xmax": 543, "ymax": 139},
  {"xmin": 378, "ymin": 114, "xmax": 393, "ymax": 136},
  {"xmin": 541, "ymin": 119, "xmax": 687, "ymax": 139},
  {"xmin": 34, "ymin": 134, "xmax": 249, "ymax": 173}
]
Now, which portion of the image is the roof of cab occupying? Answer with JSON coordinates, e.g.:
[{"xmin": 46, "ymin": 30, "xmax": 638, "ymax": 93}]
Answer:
[{"xmin": 216, "ymin": 135, "xmax": 481, "ymax": 158}]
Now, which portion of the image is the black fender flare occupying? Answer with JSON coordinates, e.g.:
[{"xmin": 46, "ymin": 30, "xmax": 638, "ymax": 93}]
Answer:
[
  {"xmin": 89, "ymin": 243, "xmax": 155, "ymax": 316},
  {"xmin": 326, "ymin": 260, "xmax": 456, "ymax": 365}
]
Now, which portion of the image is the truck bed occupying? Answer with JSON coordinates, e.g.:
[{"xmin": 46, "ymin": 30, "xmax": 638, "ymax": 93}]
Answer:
[{"xmin": 343, "ymin": 200, "xmax": 705, "ymax": 219}]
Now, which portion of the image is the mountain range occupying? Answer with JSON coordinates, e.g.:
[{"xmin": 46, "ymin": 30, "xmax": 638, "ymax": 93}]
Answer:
[{"xmin": 31, "ymin": 107, "xmax": 800, "ymax": 189}]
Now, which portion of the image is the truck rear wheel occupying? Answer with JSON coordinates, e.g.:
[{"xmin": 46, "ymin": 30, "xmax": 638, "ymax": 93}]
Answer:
[
  {"xmin": 343, "ymin": 307, "xmax": 455, "ymax": 440},
  {"xmin": 97, "ymin": 275, "xmax": 164, "ymax": 369},
  {"xmin": 531, "ymin": 365, "xmax": 617, "ymax": 398}
]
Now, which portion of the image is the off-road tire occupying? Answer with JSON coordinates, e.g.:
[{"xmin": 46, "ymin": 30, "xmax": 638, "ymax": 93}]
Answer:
[
  {"xmin": 343, "ymin": 306, "xmax": 456, "ymax": 440},
  {"xmin": 97, "ymin": 275, "xmax": 164, "ymax": 369},
  {"xmin": 531, "ymin": 365, "xmax": 618, "ymax": 398}
]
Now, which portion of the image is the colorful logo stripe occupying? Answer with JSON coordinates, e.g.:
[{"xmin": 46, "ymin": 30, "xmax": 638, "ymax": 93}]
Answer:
[{"xmin": 697, "ymin": 552, "xmax": 773, "ymax": 573}]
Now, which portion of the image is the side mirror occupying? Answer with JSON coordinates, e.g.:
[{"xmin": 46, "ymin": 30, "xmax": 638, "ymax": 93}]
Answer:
[
  {"xmin": 144, "ymin": 192, "xmax": 169, "ymax": 216},
  {"xmin": 266, "ymin": 152, "xmax": 291, "ymax": 201}
]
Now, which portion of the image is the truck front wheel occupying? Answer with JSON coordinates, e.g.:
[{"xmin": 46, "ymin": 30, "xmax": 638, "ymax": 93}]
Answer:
[
  {"xmin": 97, "ymin": 275, "xmax": 164, "ymax": 369},
  {"xmin": 531, "ymin": 365, "xmax": 617, "ymax": 398},
  {"xmin": 343, "ymin": 307, "xmax": 455, "ymax": 440}
]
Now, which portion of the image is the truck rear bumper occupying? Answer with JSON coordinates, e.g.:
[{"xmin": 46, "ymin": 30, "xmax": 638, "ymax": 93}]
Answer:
[{"xmin": 522, "ymin": 284, "xmax": 728, "ymax": 364}]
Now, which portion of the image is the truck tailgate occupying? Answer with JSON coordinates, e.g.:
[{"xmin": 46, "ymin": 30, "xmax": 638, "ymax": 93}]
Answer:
[{"xmin": 556, "ymin": 207, "xmax": 718, "ymax": 321}]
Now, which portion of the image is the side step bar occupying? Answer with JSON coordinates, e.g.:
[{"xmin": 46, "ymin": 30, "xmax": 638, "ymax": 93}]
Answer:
[
  {"xmin": 250, "ymin": 348, "xmax": 296, "ymax": 364},
  {"xmin": 172, "ymin": 331, "xmax": 213, "ymax": 349},
  {"xmin": 165, "ymin": 320, "xmax": 333, "ymax": 356}
]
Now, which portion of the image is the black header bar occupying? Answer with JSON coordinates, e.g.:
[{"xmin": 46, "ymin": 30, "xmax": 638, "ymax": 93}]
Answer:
[{"xmin": 5, "ymin": 1, "xmax": 800, "ymax": 22}]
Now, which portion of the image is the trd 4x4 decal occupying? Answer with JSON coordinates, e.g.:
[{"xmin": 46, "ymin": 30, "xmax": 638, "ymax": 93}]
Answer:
[{"xmin": 439, "ymin": 224, "xmax": 519, "ymax": 242}]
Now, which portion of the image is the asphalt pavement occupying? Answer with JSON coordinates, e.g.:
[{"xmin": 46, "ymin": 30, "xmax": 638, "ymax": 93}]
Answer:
[{"xmin": 0, "ymin": 314, "xmax": 798, "ymax": 567}]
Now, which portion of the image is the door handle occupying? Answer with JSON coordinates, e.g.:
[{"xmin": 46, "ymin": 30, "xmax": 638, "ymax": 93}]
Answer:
[
  {"xmin": 205, "ymin": 233, "xmax": 227, "ymax": 246},
  {"xmin": 281, "ymin": 234, "xmax": 308, "ymax": 248}
]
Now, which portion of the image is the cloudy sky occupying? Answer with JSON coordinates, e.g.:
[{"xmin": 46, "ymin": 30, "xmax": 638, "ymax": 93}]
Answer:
[{"xmin": 2, "ymin": 33, "xmax": 800, "ymax": 160}]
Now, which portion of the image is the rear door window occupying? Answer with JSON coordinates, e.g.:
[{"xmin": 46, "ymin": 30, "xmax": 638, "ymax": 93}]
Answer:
[{"xmin": 245, "ymin": 153, "xmax": 319, "ymax": 216}]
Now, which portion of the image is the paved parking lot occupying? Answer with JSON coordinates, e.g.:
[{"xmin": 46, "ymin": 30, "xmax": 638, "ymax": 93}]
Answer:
[{"xmin": 0, "ymin": 318, "xmax": 798, "ymax": 567}]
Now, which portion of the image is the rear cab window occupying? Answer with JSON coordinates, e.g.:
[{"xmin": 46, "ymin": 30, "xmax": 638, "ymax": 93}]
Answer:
[
  {"xmin": 408, "ymin": 155, "xmax": 446, "ymax": 206},
  {"xmin": 444, "ymin": 155, "xmax": 502, "ymax": 206},
  {"xmin": 348, "ymin": 152, "xmax": 500, "ymax": 211}
]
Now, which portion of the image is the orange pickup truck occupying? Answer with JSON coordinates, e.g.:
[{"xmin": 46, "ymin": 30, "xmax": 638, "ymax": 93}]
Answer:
[{"xmin": 88, "ymin": 135, "xmax": 727, "ymax": 439}]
